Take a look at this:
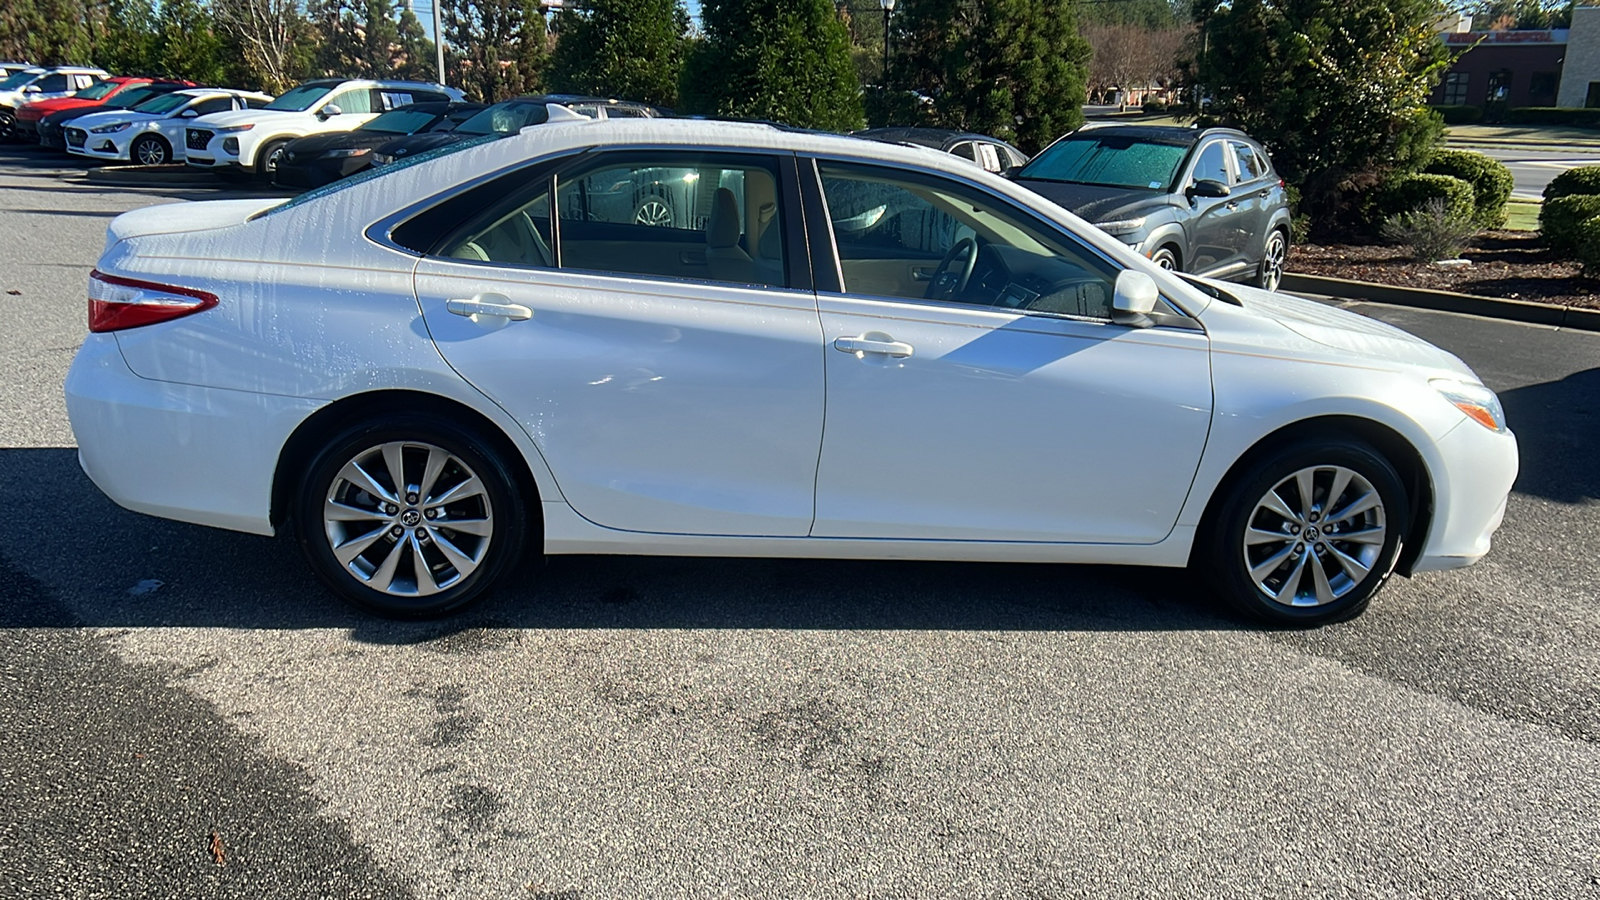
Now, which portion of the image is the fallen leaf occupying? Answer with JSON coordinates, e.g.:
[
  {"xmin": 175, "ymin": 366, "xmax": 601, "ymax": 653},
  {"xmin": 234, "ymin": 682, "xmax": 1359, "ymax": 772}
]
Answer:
[
  {"xmin": 209, "ymin": 831, "xmax": 225, "ymax": 867},
  {"xmin": 4, "ymin": 290, "xmax": 19, "ymax": 296}
]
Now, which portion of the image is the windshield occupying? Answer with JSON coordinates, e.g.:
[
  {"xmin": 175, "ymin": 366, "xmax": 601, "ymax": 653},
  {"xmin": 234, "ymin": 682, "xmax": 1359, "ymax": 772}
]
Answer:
[
  {"xmin": 0, "ymin": 71, "xmax": 38, "ymax": 91},
  {"xmin": 108, "ymin": 87, "xmax": 161, "ymax": 108},
  {"xmin": 73, "ymin": 80, "xmax": 120, "ymax": 101},
  {"xmin": 361, "ymin": 107, "xmax": 440, "ymax": 135},
  {"xmin": 136, "ymin": 92, "xmax": 193, "ymax": 115},
  {"xmin": 1018, "ymin": 135, "xmax": 1192, "ymax": 191},
  {"xmin": 263, "ymin": 83, "xmax": 334, "ymax": 112},
  {"xmin": 454, "ymin": 101, "xmax": 548, "ymax": 135}
]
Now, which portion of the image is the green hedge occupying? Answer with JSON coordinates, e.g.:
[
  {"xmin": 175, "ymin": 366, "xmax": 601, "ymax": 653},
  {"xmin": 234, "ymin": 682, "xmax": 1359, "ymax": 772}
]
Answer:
[
  {"xmin": 1431, "ymin": 104, "xmax": 1482, "ymax": 125},
  {"xmin": 1539, "ymin": 194, "xmax": 1600, "ymax": 256},
  {"xmin": 1424, "ymin": 149, "xmax": 1513, "ymax": 227},
  {"xmin": 1543, "ymin": 165, "xmax": 1600, "ymax": 201},
  {"xmin": 1365, "ymin": 173, "xmax": 1476, "ymax": 227},
  {"xmin": 1576, "ymin": 214, "xmax": 1600, "ymax": 273},
  {"xmin": 1503, "ymin": 107, "xmax": 1600, "ymax": 129}
]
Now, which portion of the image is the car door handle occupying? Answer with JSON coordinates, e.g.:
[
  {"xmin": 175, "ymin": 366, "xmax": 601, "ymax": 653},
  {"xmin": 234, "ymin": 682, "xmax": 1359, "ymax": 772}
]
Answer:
[
  {"xmin": 446, "ymin": 294, "xmax": 532, "ymax": 321},
  {"xmin": 911, "ymin": 266, "xmax": 936, "ymax": 281},
  {"xmin": 1225, "ymin": 201, "xmax": 1240, "ymax": 211},
  {"xmin": 834, "ymin": 334, "xmax": 914, "ymax": 358}
]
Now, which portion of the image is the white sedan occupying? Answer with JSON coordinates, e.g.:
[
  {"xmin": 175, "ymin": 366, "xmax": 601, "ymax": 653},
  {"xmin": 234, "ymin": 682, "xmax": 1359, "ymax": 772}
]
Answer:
[
  {"xmin": 64, "ymin": 115, "xmax": 1518, "ymax": 625},
  {"xmin": 66, "ymin": 88, "xmax": 274, "ymax": 165}
]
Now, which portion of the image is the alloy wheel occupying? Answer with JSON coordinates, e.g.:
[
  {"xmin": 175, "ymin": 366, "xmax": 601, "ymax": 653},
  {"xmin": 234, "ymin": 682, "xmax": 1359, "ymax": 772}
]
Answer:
[
  {"xmin": 1259, "ymin": 231, "xmax": 1287, "ymax": 292},
  {"xmin": 634, "ymin": 198, "xmax": 673, "ymax": 227},
  {"xmin": 322, "ymin": 440, "xmax": 494, "ymax": 598},
  {"xmin": 1242, "ymin": 464, "xmax": 1387, "ymax": 608},
  {"xmin": 134, "ymin": 137, "xmax": 167, "ymax": 166}
]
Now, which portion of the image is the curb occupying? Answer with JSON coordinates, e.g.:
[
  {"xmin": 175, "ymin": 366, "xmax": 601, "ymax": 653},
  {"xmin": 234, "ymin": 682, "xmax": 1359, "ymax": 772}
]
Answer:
[
  {"xmin": 1445, "ymin": 138, "xmax": 1600, "ymax": 152},
  {"xmin": 1281, "ymin": 272, "xmax": 1600, "ymax": 332},
  {"xmin": 86, "ymin": 164, "xmax": 220, "ymax": 186}
]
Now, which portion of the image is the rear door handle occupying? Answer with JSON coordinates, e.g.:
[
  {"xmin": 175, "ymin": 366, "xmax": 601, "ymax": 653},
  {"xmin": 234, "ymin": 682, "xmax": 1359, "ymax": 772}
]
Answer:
[
  {"xmin": 834, "ymin": 334, "xmax": 914, "ymax": 358},
  {"xmin": 446, "ymin": 293, "xmax": 533, "ymax": 321}
]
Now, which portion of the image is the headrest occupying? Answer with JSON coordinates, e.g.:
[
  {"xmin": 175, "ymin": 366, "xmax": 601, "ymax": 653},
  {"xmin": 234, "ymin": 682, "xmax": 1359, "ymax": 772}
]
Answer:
[{"xmin": 708, "ymin": 187, "xmax": 740, "ymax": 249}]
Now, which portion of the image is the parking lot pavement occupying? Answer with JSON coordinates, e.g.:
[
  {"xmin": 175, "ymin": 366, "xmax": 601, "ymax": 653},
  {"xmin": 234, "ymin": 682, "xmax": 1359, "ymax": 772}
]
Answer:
[{"xmin": 2, "ymin": 152, "xmax": 1598, "ymax": 898}]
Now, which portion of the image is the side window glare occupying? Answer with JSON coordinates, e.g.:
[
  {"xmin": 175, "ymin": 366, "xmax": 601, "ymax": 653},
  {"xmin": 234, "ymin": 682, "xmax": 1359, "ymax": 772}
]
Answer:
[{"xmin": 1192, "ymin": 141, "xmax": 1229, "ymax": 185}]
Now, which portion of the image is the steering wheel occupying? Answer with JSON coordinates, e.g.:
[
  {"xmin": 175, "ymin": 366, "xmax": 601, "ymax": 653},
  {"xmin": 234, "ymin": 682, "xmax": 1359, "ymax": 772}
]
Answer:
[{"xmin": 924, "ymin": 237, "xmax": 978, "ymax": 301}]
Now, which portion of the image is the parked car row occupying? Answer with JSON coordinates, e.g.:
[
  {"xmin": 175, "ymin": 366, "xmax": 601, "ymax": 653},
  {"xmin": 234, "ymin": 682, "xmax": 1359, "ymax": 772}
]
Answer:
[{"xmin": 1, "ymin": 64, "xmax": 1293, "ymax": 287}]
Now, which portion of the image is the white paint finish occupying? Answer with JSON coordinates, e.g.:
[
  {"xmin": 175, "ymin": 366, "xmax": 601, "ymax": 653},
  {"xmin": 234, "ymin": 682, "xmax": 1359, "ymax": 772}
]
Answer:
[
  {"xmin": 65, "ymin": 89, "xmax": 272, "ymax": 163},
  {"xmin": 416, "ymin": 260, "xmax": 826, "ymax": 537},
  {"xmin": 1411, "ymin": 416, "xmax": 1520, "ymax": 567},
  {"xmin": 63, "ymin": 334, "xmax": 320, "ymax": 535},
  {"xmin": 812, "ymin": 296, "xmax": 1212, "ymax": 543}
]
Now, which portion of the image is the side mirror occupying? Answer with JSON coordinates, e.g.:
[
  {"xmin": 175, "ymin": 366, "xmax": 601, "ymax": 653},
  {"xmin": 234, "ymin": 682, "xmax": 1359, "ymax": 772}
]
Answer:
[
  {"xmin": 22, "ymin": 85, "xmax": 40, "ymax": 93},
  {"xmin": 999, "ymin": 165, "xmax": 1024, "ymax": 180},
  {"xmin": 318, "ymin": 103, "xmax": 342, "ymax": 119},
  {"xmin": 1112, "ymin": 269, "xmax": 1160, "ymax": 328},
  {"xmin": 1186, "ymin": 179, "xmax": 1231, "ymax": 200},
  {"xmin": 180, "ymin": 108, "xmax": 199, "ymax": 118}
]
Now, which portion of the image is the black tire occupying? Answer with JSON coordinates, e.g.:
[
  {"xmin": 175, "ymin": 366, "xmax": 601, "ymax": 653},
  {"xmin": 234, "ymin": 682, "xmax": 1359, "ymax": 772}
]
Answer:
[
  {"xmin": 255, "ymin": 138, "xmax": 290, "ymax": 176},
  {"xmin": 1202, "ymin": 437, "xmax": 1407, "ymax": 627},
  {"xmin": 293, "ymin": 414, "xmax": 529, "ymax": 619},
  {"xmin": 1251, "ymin": 228, "xmax": 1288, "ymax": 292},
  {"xmin": 130, "ymin": 134, "xmax": 170, "ymax": 167},
  {"xmin": 1149, "ymin": 245, "xmax": 1181, "ymax": 271},
  {"xmin": 0, "ymin": 110, "xmax": 15, "ymax": 143}
]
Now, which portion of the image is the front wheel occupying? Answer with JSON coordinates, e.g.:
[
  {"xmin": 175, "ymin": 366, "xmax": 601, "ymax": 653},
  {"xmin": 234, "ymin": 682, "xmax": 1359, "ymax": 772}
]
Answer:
[
  {"xmin": 1252, "ymin": 229, "xmax": 1287, "ymax": 292},
  {"xmin": 131, "ymin": 134, "xmax": 170, "ymax": 166},
  {"xmin": 0, "ymin": 110, "xmax": 15, "ymax": 142},
  {"xmin": 1149, "ymin": 245, "xmax": 1180, "ymax": 271},
  {"xmin": 1203, "ymin": 438, "xmax": 1407, "ymax": 626},
  {"xmin": 255, "ymin": 139, "xmax": 290, "ymax": 176},
  {"xmin": 293, "ymin": 416, "xmax": 528, "ymax": 618}
]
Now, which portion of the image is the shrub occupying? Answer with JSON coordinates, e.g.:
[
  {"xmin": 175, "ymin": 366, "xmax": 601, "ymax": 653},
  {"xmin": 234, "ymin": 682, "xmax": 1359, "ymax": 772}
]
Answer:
[
  {"xmin": 1539, "ymin": 194, "xmax": 1600, "ymax": 255},
  {"xmin": 1380, "ymin": 198, "xmax": 1479, "ymax": 262},
  {"xmin": 1576, "ymin": 215, "xmax": 1600, "ymax": 274},
  {"xmin": 1430, "ymin": 104, "xmax": 1482, "ymax": 125},
  {"xmin": 1141, "ymin": 98, "xmax": 1168, "ymax": 114},
  {"xmin": 1503, "ymin": 107, "xmax": 1600, "ymax": 129},
  {"xmin": 1364, "ymin": 173, "xmax": 1476, "ymax": 228},
  {"xmin": 1543, "ymin": 165, "xmax": 1600, "ymax": 201},
  {"xmin": 1424, "ymin": 149, "xmax": 1514, "ymax": 227}
]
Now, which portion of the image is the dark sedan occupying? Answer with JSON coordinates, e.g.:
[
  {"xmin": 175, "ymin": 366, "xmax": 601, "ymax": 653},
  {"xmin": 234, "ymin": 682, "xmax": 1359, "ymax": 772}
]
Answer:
[
  {"xmin": 37, "ymin": 81, "xmax": 195, "ymax": 151},
  {"xmin": 273, "ymin": 101, "xmax": 485, "ymax": 188},
  {"xmin": 854, "ymin": 126, "xmax": 1029, "ymax": 173},
  {"xmin": 1011, "ymin": 124, "xmax": 1291, "ymax": 291},
  {"xmin": 369, "ymin": 95, "xmax": 664, "ymax": 168}
]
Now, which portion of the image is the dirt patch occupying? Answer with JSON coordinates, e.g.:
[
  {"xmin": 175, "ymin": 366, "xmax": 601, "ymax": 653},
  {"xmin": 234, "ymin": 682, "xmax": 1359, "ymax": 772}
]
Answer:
[{"xmin": 1288, "ymin": 231, "xmax": 1599, "ymax": 309}]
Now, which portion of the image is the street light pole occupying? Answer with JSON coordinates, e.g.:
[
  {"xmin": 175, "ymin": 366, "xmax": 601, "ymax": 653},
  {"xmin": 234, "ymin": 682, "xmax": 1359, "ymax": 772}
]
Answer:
[
  {"xmin": 434, "ymin": 1, "xmax": 446, "ymax": 87},
  {"xmin": 880, "ymin": 0, "xmax": 896, "ymax": 92}
]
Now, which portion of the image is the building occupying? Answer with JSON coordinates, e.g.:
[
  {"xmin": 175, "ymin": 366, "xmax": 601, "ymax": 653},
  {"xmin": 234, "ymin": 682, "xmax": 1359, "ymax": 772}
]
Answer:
[
  {"xmin": 1558, "ymin": 5, "xmax": 1600, "ymax": 108},
  {"xmin": 1429, "ymin": 25, "xmax": 1568, "ymax": 110}
]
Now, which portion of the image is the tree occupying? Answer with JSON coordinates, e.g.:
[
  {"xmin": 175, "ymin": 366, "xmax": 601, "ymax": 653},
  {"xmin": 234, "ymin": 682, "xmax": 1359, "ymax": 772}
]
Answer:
[
  {"xmin": 1184, "ymin": 0, "xmax": 1452, "ymax": 232},
  {"xmin": 548, "ymin": 0, "xmax": 688, "ymax": 107},
  {"xmin": 440, "ymin": 0, "xmax": 546, "ymax": 101},
  {"xmin": 891, "ymin": 0, "xmax": 1090, "ymax": 153},
  {"xmin": 395, "ymin": 2, "xmax": 437, "ymax": 82},
  {"xmin": 1079, "ymin": 0, "xmax": 1179, "ymax": 27},
  {"xmin": 679, "ymin": 0, "xmax": 863, "ymax": 132},
  {"xmin": 1083, "ymin": 22, "xmax": 1189, "ymax": 105},
  {"xmin": 1459, "ymin": 0, "xmax": 1571, "ymax": 29},
  {"xmin": 213, "ymin": 0, "xmax": 314, "ymax": 93},
  {"xmin": 360, "ymin": 0, "xmax": 404, "ymax": 77},
  {"xmin": 98, "ymin": 0, "xmax": 159, "ymax": 77},
  {"xmin": 155, "ymin": 0, "xmax": 227, "ymax": 83}
]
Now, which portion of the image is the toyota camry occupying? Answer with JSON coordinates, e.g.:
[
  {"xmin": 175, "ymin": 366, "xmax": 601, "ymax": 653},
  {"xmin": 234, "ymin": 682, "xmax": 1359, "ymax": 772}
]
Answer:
[{"xmin": 64, "ymin": 113, "xmax": 1518, "ymax": 625}]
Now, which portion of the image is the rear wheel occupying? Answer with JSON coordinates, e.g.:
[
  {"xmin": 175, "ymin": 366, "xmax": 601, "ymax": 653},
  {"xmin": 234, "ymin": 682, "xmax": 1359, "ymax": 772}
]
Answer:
[
  {"xmin": 131, "ymin": 134, "xmax": 170, "ymax": 166},
  {"xmin": 1203, "ymin": 437, "xmax": 1407, "ymax": 626},
  {"xmin": 1252, "ymin": 229, "xmax": 1288, "ymax": 291},
  {"xmin": 293, "ymin": 415, "xmax": 528, "ymax": 618}
]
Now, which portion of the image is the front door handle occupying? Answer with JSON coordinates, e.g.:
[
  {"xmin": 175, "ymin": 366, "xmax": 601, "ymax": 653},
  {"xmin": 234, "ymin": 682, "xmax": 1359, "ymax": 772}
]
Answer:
[
  {"xmin": 834, "ymin": 333, "xmax": 914, "ymax": 358},
  {"xmin": 446, "ymin": 293, "xmax": 533, "ymax": 321}
]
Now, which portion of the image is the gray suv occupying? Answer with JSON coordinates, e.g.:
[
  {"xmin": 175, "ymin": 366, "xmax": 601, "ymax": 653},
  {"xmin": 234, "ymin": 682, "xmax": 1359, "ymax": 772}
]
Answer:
[{"xmin": 1011, "ymin": 124, "xmax": 1291, "ymax": 291}]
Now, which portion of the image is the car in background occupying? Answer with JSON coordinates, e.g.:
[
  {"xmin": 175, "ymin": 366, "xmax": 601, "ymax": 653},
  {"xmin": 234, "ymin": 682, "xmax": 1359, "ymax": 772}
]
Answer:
[
  {"xmin": 66, "ymin": 117, "xmax": 1517, "ymax": 628},
  {"xmin": 67, "ymin": 88, "xmax": 275, "ymax": 165},
  {"xmin": 0, "ymin": 62, "xmax": 34, "ymax": 79},
  {"xmin": 854, "ymin": 127, "xmax": 1029, "ymax": 174},
  {"xmin": 1010, "ymin": 124, "xmax": 1292, "ymax": 291},
  {"xmin": 15, "ymin": 76, "xmax": 163, "ymax": 139},
  {"xmin": 369, "ymin": 95, "xmax": 663, "ymax": 167},
  {"xmin": 0, "ymin": 66, "xmax": 108, "ymax": 140},
  {"xmin": 36, "ymin": 81, "xmax": 197, "ymax": 151},
  {"xmin": 184, "ymin": 78, "xmax": 463, "ymax": 178},
  {"xmin": 274, "ymin": 100, "xmax": 485, "ymax": 188}
]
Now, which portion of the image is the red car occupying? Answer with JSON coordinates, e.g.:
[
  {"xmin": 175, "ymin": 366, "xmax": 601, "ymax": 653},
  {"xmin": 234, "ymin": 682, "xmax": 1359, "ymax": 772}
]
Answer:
[{"xmin": 15, "ymin": 76, "xmax": 190, "ymax": 139}]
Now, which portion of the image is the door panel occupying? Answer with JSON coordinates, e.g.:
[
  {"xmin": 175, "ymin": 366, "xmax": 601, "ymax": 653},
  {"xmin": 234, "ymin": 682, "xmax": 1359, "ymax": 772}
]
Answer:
[{"xmin": 813, "ymin": 299, "xmax": 1212, "ymax": 543}]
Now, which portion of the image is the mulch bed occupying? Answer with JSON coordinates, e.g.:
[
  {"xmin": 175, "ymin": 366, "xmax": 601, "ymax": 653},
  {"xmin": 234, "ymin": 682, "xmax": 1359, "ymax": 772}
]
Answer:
[{"xmin": 1288, "ymin": 231, "xmax": 1599, "ymax": 309}]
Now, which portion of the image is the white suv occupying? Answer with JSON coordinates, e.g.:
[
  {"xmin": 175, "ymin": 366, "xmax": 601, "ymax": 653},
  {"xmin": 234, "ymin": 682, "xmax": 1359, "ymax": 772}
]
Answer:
[
  {"xmin": 184, "ymin": 78, "xmax": 463, "ymax": 177},
  {"xmin": 0, "ymin": 65, "xmax": 107, "ymax": 141}
]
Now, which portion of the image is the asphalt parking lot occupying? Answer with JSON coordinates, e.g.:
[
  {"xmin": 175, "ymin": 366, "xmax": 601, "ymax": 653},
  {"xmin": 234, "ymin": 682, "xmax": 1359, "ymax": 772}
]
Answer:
[{"xmin": 1, "ymin": 148, "xmax": 1598, "ymax": 898}]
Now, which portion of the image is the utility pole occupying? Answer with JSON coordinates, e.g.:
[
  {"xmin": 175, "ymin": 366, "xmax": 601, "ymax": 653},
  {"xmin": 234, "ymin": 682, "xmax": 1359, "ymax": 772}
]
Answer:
[
  {"xmin": 881, "ymin": 0, "xmax": 896, "ymax": 91},
  {"xmin": 435, "ymin": 1, "xmax": 446, "ymax": 86}
]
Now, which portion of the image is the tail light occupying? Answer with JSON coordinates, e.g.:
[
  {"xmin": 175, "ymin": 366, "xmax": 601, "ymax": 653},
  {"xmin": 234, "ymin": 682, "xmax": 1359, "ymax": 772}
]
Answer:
[{"xmin": 88, "ymin": 269, "xmax": 217, "ymax": 333}]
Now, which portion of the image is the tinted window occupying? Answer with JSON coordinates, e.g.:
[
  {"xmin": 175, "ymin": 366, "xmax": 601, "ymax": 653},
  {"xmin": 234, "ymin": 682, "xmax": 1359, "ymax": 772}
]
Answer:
[
  {"xmin": 0, "ymin": 71, "xmax": 38, "ymax": 90},
  {"xmin": 949, "ymin": 142, "xmax": 977, "ymax": 161},
  {"xmin": 1019, "ymin": 134, "xmax": 1191, "ymax": 191},
  {"xmin": 35, "ymin": 74, "xmax": 68, "ymax": 92},
  {"xmin": 1229, "ymin": 141, "xmax": 1265, "ymax": 183},
  {"xmin": 1191, "ymin": 141, "xmax": 1229, "ymax": 185},
  {"xmin": 818, "ymin": 160, "xmax": 1118, "ymax": 318},
  {"xmin": 192, "ymin": 97, "xmax": 233, "ymax": 116},
  {"xmin": 109, "ymin": 87, "xmax": 163, "ymax": 108},
  {"xmin": 454, "ymin": 101, "xmax": 548, "ymax": 135},
  {"xmin": 362, "ymin": 107, "xmax": 443, "ymax": 134},
  {"xmin": 75, "ymin": 81, "xmax": 119, "ymax": 100}
]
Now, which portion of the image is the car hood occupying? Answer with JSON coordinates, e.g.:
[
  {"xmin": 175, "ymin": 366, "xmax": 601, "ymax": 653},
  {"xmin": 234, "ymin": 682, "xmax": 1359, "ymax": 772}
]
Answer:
[
  {"xmin": 71, "ymin": 109, "xmax": 161, "ymax": 129},
  {"xmin": 1014, "ymin": 179, "xmax": 1174, "ymax": 223},
  {"xmin": 190, "ymin": 108, "xmax": 296, "ymax": 129},
  {"xmin": 1199, "ymin": 279, "xmax": 1477, "ymax": 379},
  {"xmin": 377, "ymin": 131, "xmax": 471, "ymax": 158},
  {"xmin": 287, "ymin": 130, "xmax": 398, "ymax": 155},
  {"xmin": 21, "ymin": 96, "xmax": 93, "ymax": 115}
]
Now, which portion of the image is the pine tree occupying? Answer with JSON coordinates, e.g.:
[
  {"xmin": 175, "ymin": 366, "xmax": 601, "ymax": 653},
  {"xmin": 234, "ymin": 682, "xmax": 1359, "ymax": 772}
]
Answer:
[
  {"xmin": 548, "ymin": 0, "xmax": 687, "ymax": 108},
  {"xmin": 98, "ymin": 0, "xmax": 159, "ymax": 76},
  {"xmin": 440, "ymin": 0, "xmax": 545, "ymax": 101},
  {"xmin": 680, "ymin": 0, "xmax": 863, "ymax": 131},
  {"xmin": 360, "ymin": 0, "xmax": 403, "ymax": 77},
  {"xmin": 155, "ymin": 0, "xmax": 227, "ymax": 83},
  {"xmin": 395, "ymin": 1, "xmax": 437, "ymax": 82}
]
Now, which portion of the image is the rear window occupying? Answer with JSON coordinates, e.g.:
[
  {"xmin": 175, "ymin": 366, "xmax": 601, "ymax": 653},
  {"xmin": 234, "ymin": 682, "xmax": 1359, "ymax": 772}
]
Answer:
[
  {"xmin": 454, "ymin": 101, "xmax": 550, "ymax": 135},
  {"xmin": 362, "ymin": 107, "xmax": 442, "ymax": 135},
  {"xmin": 1018, "ymin": 135, "xmax": 1191, "ymax": 191},
  {"xmin": 74, "ymin": 81, "xmax": 120, "ymax": 100}
]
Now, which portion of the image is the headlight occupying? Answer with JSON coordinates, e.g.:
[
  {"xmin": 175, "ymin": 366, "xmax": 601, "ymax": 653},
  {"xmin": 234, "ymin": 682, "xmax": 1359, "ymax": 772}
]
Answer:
[
  {"xmin": 321, "ymin": 147, "xmax": 371, "ymax": 158},
  {"xmin": 371, "ymin": 152, "xmax": 393, "ymax": 166},
  {"xmin": 1095, "ymin": 217, "xmax": 1147, "ymax": 237},
  {"xmin": 89, "ymin": 122, "xmax": 131, "ymax": 133},
  {"xmin": 1431, "ymin": 379, "xmax": 1508, "ymax": 433},
  {"xmin": 215, "ymin": 123, "xmax": 254, "ymax": 133}
]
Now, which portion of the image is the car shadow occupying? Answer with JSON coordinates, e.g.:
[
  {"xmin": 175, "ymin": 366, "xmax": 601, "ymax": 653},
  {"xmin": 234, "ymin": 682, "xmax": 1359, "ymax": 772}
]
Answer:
[
  {"xmin": 0, "ymin": 447, "xmax": 1242, "ymax": 640},
  {"xmin": 1499, "ymin": 366, "xmax": 1600, "ymax": 504}
]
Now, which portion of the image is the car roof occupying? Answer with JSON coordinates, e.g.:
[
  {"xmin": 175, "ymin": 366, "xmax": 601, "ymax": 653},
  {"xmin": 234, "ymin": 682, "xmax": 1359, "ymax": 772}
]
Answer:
[
  {"xmin": 1071, "ymin": 122, "xmax": 1261, "ymax": 146},
  {"xmin": 297, "ymin": 78, "xmax": 451, "ymax": 89},
  {"xmin": 39, "ymin": 66, "xmax": 108, "ymax": 74},
  {"xmin": 853, "ymin": 126, "xmax": 1005, "ymax": 149}
]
